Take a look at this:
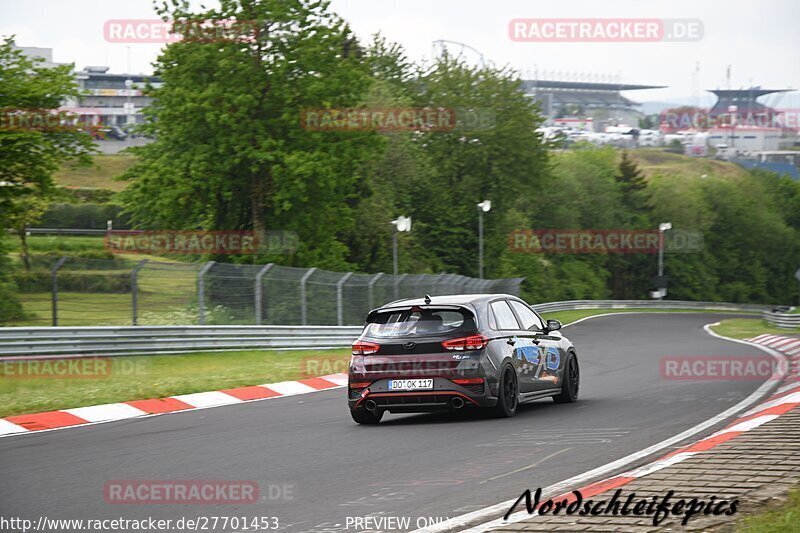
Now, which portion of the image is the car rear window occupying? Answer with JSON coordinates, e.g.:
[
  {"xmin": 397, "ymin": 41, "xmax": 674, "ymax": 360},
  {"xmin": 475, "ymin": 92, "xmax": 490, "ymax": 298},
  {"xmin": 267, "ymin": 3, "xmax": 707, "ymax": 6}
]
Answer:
[{"xmin": 364, "ymin": 308, "xmax": 476, "ymax": 338}]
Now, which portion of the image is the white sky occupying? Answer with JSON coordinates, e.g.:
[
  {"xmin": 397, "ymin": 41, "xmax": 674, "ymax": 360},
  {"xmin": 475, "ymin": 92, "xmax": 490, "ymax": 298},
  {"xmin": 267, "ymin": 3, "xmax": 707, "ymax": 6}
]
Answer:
[{"xmin": 2, "ymin": 0, "xmax": 798, "ymax": 105}]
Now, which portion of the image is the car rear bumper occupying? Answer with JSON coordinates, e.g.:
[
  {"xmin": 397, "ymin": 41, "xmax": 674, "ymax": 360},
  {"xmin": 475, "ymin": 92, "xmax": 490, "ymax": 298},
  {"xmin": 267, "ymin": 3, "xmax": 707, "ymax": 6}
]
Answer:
[{"xmin": 347, "ymin": 377, "xmax": 497, "ymax": 413}]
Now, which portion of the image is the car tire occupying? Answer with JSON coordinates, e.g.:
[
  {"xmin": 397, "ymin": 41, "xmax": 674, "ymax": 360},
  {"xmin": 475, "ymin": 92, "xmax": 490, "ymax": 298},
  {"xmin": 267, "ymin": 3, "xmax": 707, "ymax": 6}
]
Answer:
[
  {"xmin": 493, "ymin": 365, "xmax": 518, "ymax": 418},
  {"xmin": 553, "ymin": 353, "xmax": 579, "ymax": 404},
  {"xmin": 351, "ymin": 408, "xmax": 383, "ymax": 425}
]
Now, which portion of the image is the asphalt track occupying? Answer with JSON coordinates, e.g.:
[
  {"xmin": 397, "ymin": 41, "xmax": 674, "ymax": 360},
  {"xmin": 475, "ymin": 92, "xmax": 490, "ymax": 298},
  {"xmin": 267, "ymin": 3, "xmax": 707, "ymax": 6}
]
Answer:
[{"xmin": 0, "ymin": 313, "xmax": 768, "ymax": 532}]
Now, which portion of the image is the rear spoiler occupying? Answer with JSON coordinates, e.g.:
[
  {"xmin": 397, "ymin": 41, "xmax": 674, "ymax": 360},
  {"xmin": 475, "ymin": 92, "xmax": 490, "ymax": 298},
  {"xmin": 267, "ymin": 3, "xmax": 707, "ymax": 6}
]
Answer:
[{"xmin": 365, "ymin": 304, "xmax": 474, "ymax": 324}]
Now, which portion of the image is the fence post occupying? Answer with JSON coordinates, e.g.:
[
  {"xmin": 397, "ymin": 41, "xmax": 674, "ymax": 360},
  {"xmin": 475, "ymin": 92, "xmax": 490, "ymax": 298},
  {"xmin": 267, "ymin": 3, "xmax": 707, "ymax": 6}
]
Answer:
[
  {"xmin": 254, "ymin": 263, "xmax": 274, "ymax": 325},
  {"xmin": 131, "ymin": 259, "xmax": 148, "ymax": 326},
  {"xmin": 368, "ymin": 272, "xmax": 383, "ymax": 310},
  {"xmin": 394, "ymin": 273, "xmax": 408, "ymax": 300},
  {"xmin": 51, "ymin": 256, "xmax": 68, "ymax": 327},
  {"xmin": 336, "ymin": 272, "xmax": 354, "ymax": 326},
  {"xmin": 197, "ymin": 261, "xmax": 216, "ymax": 325},
  {"xmin": 299, "ymin": 267, "xmax": 317, "ymax": 325}
]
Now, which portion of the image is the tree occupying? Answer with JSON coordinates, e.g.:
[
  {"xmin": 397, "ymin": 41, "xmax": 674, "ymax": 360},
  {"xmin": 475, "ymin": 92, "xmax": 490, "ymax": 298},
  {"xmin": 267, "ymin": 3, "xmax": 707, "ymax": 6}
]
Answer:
[
  {"xmin": 5, "ymin": 195, "xmax": 49, "ymax": 271},
  {"xmin": 0, "ymin": 37, "xmax": 95, "ymax": 321},
  {"xmin": 410, "ymin": 56, "xmax": 550, "ymax": 277},
  {"xmin": 0, "ymin": 37, "xmax": 95, "ymax": 210},
  {"xmin": 119, "ymin": 0, "xmax": 381, "ymax": 269}
]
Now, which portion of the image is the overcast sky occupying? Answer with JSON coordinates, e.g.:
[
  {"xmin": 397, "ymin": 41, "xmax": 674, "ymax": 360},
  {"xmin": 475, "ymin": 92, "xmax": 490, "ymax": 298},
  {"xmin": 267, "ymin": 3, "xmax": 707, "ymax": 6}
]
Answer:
[{"xmin": 3, "ymin": 0, "xmax": 798, "ymax": 105}]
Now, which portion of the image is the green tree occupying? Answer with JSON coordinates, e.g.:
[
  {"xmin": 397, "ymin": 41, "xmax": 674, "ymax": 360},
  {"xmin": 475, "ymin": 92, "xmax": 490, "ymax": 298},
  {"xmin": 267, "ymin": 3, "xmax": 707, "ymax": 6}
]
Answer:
[
  {"xmin": 119, "ymin": 0, "xmax": 380, "ymax": 269},
  {"xmin": 410, "ymin": 56, "xmax": 550, "ymax": 278},
  {"xmin": 0, "ymin": 37, "xmax": 94, "ymax": 321}
]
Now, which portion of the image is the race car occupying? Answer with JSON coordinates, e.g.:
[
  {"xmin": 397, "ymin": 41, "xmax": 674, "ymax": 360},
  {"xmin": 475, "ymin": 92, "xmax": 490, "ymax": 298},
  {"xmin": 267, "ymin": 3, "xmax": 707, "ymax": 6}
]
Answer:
[{"xmin": 348, "ymin": 293, "xmax": 579, "ymax": 424}]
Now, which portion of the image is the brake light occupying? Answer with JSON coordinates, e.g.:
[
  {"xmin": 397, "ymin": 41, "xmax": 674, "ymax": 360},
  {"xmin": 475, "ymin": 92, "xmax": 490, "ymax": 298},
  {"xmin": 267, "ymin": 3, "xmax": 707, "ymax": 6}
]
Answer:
[
  {"xmin": 352, "ymin": 340, "xmax": 380, "ymax": 355},
  {"xmin": 349, "ymin": 381, "xmax": 371, "ymax": 389},
  {"xmin": 453, "ymin": 378, "xmax": 485, "ymax": 385},
  {"xmin": 442, "ymin": 334, "xmax": 489, "ymax": 351}
]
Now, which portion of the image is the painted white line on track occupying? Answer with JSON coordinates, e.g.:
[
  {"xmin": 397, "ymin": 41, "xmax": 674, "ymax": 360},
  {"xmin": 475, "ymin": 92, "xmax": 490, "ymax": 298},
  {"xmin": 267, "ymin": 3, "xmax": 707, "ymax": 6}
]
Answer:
[
  {"xmin": 740, "ymin": 392, "xmax": 800, "ymax": 418},
  {"xmin": 0, "ymin": 419, "xmax": 28, "ymax": 436},
  {"xmin": 264, "ymin": 381, "xmax": 317, "ymax": 395},
  {"xmin": 624, "ymin": 451, "xmax": 698, "ymax": 478},
  {"xmin": 64, "ymin": 403, "xmax": 146, "ymax": 423},
  {"xmin": 171, "ymin": 391, "xmax": 241, "ymax": 408}
]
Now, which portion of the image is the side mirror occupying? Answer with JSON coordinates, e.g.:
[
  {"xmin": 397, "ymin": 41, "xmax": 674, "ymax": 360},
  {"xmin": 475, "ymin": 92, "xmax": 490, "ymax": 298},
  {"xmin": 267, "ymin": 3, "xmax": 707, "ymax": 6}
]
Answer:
[{"xmin": 545, "ymin": 319, "xmax": 562, "ymax": 332}]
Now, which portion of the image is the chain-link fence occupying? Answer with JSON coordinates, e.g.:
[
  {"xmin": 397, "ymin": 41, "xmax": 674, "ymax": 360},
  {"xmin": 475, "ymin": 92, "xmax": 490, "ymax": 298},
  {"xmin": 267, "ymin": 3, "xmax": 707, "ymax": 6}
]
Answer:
[{"xmin": 15, "ymin": 258, "xmax": 523, "ymax": 326}]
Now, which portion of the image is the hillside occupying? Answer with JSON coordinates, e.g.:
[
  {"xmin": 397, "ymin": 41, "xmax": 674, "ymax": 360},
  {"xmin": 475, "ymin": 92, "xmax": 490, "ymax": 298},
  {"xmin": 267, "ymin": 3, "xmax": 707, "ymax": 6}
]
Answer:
[{"xmin": 54, "ymin": 154, "xmax": 136, "ymax": 192}]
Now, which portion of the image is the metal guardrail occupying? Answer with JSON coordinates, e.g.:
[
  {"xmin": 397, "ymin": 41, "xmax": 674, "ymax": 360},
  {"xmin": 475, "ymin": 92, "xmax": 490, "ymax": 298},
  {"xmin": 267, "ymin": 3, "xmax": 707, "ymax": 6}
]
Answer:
[
  {"xmin": 531, "ymin": 299, "xmax": 772, "ymax": 314},
  {"xmin": 0, "ymin": 325, "xmax": 363, "ymax": 358},
  {"xmin": 763, "ymin": 310, "xmax": 800, "ymax": 329},
  {"xmin": 0, "ymin": 300, "xmax": 774, "ymax": 358}
]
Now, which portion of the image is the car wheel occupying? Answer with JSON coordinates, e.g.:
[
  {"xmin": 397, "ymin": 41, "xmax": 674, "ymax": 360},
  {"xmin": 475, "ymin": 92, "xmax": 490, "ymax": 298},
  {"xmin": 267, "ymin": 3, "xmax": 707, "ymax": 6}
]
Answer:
[
  {"xmin": 553, "ymin": 353, "xmax": 579, "ymax": 404},
  {"xmin": 493, "ymin": 365, "xmax": 518, "ymax": 418},
  {"xmin": 350, "ymin": 408, "xmax": 383, "ymax": 425}
]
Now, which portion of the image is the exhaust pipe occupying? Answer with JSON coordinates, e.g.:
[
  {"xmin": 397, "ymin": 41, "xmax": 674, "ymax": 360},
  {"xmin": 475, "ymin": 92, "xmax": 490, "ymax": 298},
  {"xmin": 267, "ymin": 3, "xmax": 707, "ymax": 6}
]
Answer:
[
  {"xmin": 450, "ymin": 397, "xmax": 465, "ymax": 409},
  {"xmin": 364, "ymin": 400, "xmax": 378, "ymax": 412}
]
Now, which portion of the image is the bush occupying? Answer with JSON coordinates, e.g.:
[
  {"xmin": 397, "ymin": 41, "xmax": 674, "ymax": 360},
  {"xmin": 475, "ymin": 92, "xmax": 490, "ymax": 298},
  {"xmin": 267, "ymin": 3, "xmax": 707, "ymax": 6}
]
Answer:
[
  {"xmin": 35, "ymin": 203, "xmax": 131, "ymax": 230},
  {"xmin": 52, "ymin": 187, "xmax": 117, "ymax": 204},
  {"xmin": 12, "ymin": 270, "xmax": 132, "ymax": 293}
]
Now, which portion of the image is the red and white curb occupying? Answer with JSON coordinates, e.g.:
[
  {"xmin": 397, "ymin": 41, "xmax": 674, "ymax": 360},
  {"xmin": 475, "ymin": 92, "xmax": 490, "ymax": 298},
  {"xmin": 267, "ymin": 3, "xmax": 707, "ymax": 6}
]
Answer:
[
  {"xmin": 414, "ymin": 331, "xmax": 800, "ymax": 533},
  {"xmin": 0, "ymin": 373, "xmax": 348, "ymax": 438}
]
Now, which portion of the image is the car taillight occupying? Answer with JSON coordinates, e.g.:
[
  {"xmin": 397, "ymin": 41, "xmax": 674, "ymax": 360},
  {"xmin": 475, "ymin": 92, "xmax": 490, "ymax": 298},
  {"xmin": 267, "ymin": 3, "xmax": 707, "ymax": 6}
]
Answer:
[
  {"xmin": 352, "ymin": 340, "xmax": 380, "ymax": 355},
  {"xmin": 442, "ymin": 334, "xmax": 489, "ymax": 351},
  {"xmin": 349, "ymin": 381, "xmax": 371, "ymax": 389},
  {"xmin": 452, "ymin": 378, "xmax": 485, "ymax": 385}
]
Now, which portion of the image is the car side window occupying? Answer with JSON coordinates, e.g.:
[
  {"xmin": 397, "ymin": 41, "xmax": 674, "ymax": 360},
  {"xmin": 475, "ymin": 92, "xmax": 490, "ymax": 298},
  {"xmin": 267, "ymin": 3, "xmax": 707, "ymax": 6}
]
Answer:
[
  {"xmin": 509, "ymin": 300, "xmax": 544, "ymax": 331},
  {"xmin": 490, "ymin": 300, "xmax": 521, "ymax": 330}
]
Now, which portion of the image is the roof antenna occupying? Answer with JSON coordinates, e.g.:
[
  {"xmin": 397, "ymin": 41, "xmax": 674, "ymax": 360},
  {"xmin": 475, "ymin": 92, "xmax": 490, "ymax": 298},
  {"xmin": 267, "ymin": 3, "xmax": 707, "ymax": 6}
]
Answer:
[{"xmin": 424, "ymin": 294, "xmax": 432, "ymax": 304}]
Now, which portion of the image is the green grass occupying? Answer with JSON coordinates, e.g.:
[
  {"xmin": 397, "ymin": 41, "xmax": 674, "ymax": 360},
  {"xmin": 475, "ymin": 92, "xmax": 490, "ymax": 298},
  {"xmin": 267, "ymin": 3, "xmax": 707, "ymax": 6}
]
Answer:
[
  {"xmin": 11, "ymin": 291, "xmax": 198, "ymax": 326},
  {"xmin": 6, "ymin": 235, "xmax": 107, "ymax": 254},
  {"xmin": 735, "ymin": 485, "xmax": 800, "ymax": 532},
  {"xmin": 54, "ymin": 154, "xmax": 136, "ymax": 191},
  {"xmin": 630, "ymin": 148, "xmax": 749, "ymax": 180},
  {"xmin": 0, "ymin": 348, "xmax": 351, "ymax": 417},
  {"xmin": 710, "ymin": 318, "xmax": 798, "ymax": 340},
  {"xmin": 542, "ymin": 307, "xmax": 757, "ymax": 326}
]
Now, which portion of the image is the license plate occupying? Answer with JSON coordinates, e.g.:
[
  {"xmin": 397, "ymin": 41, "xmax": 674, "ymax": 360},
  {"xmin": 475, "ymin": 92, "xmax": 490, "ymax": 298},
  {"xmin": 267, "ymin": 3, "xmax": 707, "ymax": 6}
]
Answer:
[{"xmin": 388, "ymin": 379, "xmax": 434, "ymax": 391}]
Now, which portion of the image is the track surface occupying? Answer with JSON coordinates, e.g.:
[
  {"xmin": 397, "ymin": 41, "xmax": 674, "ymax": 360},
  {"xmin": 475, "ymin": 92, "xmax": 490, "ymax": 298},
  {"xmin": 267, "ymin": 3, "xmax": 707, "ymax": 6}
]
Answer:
[{"xmin": 0, "ymin": 314, "xmax": 766, "ymax": 532}]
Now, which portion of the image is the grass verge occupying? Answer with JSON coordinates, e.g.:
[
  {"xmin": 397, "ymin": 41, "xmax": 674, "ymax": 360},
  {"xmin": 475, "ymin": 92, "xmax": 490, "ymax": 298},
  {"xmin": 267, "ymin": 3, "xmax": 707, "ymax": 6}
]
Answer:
[
  {"xmin": 735, "ymin": 485, "xmax": 800, "ymax": 532},
  {"xmin": 709, "ymin": 318, "xmax": 798, "ymax": 341},
  {"xmin": 0, "ymin": 348, "xmax": 351, "ymax": 418},
  {"xmin": 543, "ymin": 307, "xmax": 757, "ymax": 326}
]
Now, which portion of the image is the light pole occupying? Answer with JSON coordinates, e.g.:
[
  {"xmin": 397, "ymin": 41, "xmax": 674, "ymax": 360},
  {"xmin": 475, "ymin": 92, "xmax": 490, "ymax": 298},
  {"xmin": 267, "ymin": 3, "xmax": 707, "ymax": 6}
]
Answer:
[
  {"xmin": 390, "ymin": 216, "xmax": 411, "ymax": 276},
  {"xmin": 477, "ymin": 200, "xmax": 491, "ymax": 279},
  {"xmin": 657, "ymin": 222, "xmax": 672, "ymax": 299}
]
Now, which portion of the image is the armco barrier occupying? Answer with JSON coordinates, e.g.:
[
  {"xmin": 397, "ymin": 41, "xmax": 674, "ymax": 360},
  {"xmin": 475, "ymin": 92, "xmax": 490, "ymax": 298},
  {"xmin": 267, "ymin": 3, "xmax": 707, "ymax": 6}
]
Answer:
[
  {"xmin": 0, "ymin": 325, "xmax": 364, "ymax": 358},
  {"xmin": 0, "ymin": 300, "xmax": 773, "ymax": 358},
  {"xmin": 531, "ymin": 299, "xmax": 771, "ymax": 314},
  {"xmin": 763, "ymin": 310, "xmax": 800, "ymax": 329}
]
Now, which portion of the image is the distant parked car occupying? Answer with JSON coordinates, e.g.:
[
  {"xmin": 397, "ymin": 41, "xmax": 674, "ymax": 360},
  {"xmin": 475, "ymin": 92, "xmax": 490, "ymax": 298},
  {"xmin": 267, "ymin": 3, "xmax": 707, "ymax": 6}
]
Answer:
[{"xmin": 92, "ymin": 125, "xmax": 128, "ymax": 141}]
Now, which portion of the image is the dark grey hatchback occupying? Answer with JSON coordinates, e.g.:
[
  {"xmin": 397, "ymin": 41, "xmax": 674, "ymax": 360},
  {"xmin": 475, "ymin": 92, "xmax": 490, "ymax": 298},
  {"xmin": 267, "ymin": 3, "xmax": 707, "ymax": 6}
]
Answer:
[{"xmin": 348, "ymin": 294, "xmax": 580, "ymax": 424}]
